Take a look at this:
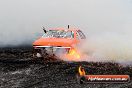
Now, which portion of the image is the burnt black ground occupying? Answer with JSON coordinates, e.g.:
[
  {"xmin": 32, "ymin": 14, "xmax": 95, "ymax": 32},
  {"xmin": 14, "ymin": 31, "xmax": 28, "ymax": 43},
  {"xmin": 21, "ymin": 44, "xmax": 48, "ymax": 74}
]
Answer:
[{"xmin": 0, "ymin": 46, "xmax": 132, "ymax": 88}]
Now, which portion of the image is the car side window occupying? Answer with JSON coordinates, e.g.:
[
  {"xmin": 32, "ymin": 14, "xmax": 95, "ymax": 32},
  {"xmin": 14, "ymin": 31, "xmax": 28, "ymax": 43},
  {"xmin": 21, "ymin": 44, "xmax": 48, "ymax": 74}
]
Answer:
[
  {"xmin": 76, "ymin": 32, "xmax": 80, "ymax": 40},
  {"xmin": 76, "ymin": 32, "xmax": 81, "ymax": 40},
  {"xmin": 77, "ymin": 30, "xmax": 86, "ymax": 39}
]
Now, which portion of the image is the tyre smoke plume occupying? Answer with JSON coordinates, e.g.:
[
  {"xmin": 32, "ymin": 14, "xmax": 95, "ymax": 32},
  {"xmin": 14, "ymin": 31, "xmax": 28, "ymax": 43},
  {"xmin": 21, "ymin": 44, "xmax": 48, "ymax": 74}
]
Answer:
[{"xmin": 0, "ymin": 0, "xmax": 132, "ymax": 64}]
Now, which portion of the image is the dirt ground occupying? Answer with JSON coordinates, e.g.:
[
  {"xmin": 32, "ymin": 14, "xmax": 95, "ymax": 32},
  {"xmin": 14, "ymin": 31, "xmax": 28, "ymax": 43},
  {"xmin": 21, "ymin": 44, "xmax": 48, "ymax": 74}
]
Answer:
[{"xmin": 0, "ymin": 46, "xmax": 132, "ymax": 88}]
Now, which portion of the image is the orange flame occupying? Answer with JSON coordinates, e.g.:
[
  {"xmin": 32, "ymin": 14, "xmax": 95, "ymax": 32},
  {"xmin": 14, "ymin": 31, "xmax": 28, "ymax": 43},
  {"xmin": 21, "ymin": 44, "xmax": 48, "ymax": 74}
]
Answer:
[
  {"xmin": 68, "ymin": 48, "xmax": 80, "ymax": 59},
  {"xmin": 78, "ymin": 66, "xmax": 86, "ymax": 76}
]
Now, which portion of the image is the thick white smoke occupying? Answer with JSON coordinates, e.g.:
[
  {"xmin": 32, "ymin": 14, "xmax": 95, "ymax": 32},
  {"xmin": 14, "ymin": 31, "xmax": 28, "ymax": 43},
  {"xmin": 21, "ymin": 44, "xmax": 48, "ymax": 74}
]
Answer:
[
  {"xmin": 0, "ymin": 0, "xmax": 132, "ymax": 64},
  {"xmin": 0, "ymin": 0, "xmax": 131, "ymax": 46},
  {"xmin": 80, "ymin": 33, "xmax": 132, "ymax": 64}
]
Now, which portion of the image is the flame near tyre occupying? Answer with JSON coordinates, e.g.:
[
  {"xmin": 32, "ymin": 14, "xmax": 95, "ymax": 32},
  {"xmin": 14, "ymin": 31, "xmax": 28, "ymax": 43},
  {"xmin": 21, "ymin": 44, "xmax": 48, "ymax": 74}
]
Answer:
[{"xmin": 32, "ymin": 27, "xmax": 86, "ymax": 62}]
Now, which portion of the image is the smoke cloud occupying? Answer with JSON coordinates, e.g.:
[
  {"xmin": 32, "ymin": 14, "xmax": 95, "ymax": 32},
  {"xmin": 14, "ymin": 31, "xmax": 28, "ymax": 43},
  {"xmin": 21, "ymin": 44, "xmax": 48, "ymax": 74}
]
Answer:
[
  {"xmin": 80, "ymin": 34, "xmax": 132, "ymax": 64},
  {"xmin": 0, "ymin": 0, "xmax": 132, "ymax": 63}
]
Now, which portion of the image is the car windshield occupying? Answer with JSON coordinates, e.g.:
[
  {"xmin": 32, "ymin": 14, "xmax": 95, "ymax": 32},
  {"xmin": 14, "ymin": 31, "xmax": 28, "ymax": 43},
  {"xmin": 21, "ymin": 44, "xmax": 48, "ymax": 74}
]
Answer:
[{"xmin": 42, "ymin": 30, "xmax": 74, "ymax": 38}]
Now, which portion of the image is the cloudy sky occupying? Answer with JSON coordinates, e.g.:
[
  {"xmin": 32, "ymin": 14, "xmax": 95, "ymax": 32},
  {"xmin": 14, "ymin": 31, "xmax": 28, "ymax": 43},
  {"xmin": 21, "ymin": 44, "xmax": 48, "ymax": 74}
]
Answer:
[{"xmin": 0, "ymin": 0, "xmax": 132, "ymax": 46}]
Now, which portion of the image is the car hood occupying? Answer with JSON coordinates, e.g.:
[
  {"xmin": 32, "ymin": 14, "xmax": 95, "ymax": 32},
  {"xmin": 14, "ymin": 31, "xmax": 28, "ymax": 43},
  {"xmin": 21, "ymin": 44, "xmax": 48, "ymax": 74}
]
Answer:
[{"xmin": 33, "ymin": 37, "xmax": 77, "ymax": 47}]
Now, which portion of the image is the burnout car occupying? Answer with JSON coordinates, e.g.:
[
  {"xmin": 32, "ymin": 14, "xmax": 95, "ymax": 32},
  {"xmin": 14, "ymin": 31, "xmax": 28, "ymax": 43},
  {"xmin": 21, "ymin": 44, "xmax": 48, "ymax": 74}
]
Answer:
[{"xmin": 33, "ymin": 27, "xmax": 86, "ymax": 61}]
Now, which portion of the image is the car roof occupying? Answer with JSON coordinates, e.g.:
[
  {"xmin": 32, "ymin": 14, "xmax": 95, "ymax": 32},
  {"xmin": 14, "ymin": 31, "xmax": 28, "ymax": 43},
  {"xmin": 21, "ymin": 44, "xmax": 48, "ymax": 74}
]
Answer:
[{"xmin": 48, "ymin": 28, "xmax": 80, "ymax": 31}]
